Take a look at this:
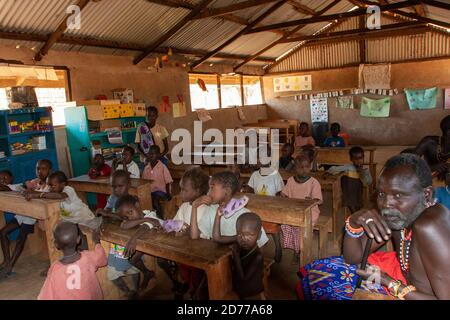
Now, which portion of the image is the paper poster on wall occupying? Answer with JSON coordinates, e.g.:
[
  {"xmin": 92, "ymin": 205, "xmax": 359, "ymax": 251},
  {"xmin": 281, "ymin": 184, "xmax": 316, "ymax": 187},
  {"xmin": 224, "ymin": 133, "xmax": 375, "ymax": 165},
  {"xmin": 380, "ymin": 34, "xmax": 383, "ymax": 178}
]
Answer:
[
  {"xmin": 359, "ymin": 64, "xmax": 391, "ymax": 90},
  {"xmin": 196, "ymin": 108, "xmax": 212, "ymax": 122},
  {"xmin": 405, "ymin": 87, "xmax": 438, "ymax": 110},
  {"xmin": 360, "ymin": 97, "xmax": 390, "ymax": 117},
  {"xmin": 159, "ymin": 96, "xmax": 171, "ymax": 113},
  {"xmin": 445, "ymin": 88, "xmax": 450, "ymax": 110},
  {"xmin": 172, "ymin": 102, "xmax": 186, "ymax": 118},
  {"xmin": 310, "ymin": 98, "xmax": 328, "ymax": 123},
  {"xmin": 337, "ymin": 96, "xmax": 354, "ymax": 109},
  {"xmin": 274, "ymin": 75, "xmax": 312, "ymax": 92},
  {"xmin": 237, "ymin": 107, "xmax": 246, "ymax": 121}
]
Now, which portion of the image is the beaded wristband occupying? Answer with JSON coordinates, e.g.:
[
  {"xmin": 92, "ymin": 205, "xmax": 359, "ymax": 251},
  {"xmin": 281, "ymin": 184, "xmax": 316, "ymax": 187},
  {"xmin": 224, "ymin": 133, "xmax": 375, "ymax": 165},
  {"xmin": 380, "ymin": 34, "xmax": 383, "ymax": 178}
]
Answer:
[
  {"xmin": 388, "ymin": 280, "xmax": 403, "ymax": 297},
  {"xmin": 345, "ymin": 217, "xmax": 364, "ymax": 238},
  {"xmin": 398, "ymin": 285, "xmax": 416, "ymax": 300}
]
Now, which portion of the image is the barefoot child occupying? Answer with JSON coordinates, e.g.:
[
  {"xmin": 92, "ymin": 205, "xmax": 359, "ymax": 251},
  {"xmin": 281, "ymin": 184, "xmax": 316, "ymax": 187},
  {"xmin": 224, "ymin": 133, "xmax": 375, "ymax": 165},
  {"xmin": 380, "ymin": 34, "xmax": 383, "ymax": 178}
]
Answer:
[
  {"xmin": 231, "ymin": 212, "xmax": 265, "ymax": 300},
  {"xmin": 113, "ymin": 146, "xmax": 140, "ymax": 179},
  {"xmin": 88, "ymin": 154, "xmax": 111, "ymax": 209},
  {"xmin": 281, "ymin": 155, "xmax": 323, "ymax": 264},
  {"xmin": 38, "ymin": 221, "xmax": 107, "ymax": 300},
  {"xmin": 115, "ymin": 195, "xmax": 158, "ymax": 296},
  {"xmin": 142, "ymin": 145, "xmax": 173, "ymax": 219},
  {"xmin": 0, "ymin": 159, "xmax": 52, "ymax": 279}
]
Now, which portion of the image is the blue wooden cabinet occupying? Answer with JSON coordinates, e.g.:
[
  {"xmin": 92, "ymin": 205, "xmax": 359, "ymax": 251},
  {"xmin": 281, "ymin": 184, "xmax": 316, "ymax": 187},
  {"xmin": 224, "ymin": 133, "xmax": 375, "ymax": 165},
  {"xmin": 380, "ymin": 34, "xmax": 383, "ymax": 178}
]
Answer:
[{"xmin": 0, "ymin": 107, "xmax": 58, "ymax": 183}]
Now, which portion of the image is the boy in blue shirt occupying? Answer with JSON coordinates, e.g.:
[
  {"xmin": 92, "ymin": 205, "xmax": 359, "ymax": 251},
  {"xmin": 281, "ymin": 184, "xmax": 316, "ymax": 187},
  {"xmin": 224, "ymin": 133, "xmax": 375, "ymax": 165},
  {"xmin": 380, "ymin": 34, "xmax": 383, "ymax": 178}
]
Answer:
[
  {"xmin": 434, "ymin": 170, "xmax": 449, "ymax": 210},
  {"xmin": 324, "ymin": 123, "xmax": 346, "ymax": 148}
]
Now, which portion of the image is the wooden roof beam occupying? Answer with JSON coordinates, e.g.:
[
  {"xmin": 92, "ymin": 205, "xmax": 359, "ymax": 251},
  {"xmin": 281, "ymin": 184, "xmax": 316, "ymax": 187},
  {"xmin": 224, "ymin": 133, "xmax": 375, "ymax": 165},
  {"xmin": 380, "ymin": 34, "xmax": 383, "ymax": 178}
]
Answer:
[
  {"xmin": 195, "ymin": 0, "xmax": 280, "ymax": 19},
  {"xmin": 246, "ymin": 0, "xmax": 421, "ymax": 34},
  {"xmin": 133, "ymin": 0, "xmax": 214, "ymax": 65},
  {"xmin": 233, "ymin": 0, "xmax": 341, "ymax": 71},
  {"xmin": 34, "ymin": 0, "xmax": 91, "ymax": 61},
  {"xmin": 190, "ymin": 0, "xmax": 287, "ymax": 69},
  {"xmin": 287, "ymin": 0, "xmax": 316, "ymax": 15}
]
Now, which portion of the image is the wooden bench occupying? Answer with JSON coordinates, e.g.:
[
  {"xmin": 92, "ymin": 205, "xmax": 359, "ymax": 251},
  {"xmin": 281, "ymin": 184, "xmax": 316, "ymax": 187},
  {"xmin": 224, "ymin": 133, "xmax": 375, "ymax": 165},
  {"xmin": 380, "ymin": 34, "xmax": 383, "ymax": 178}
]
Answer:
[
  {"xmin": 68, "ymin": 175, "xmax": 153, "ymax": 210},
  {"xmin": 90, "ymin": 220, "xmax": 235, "ymax": 300},
  {"xmin": 314, "ymin": 215, "xmax": 332, "ymax": 259}
]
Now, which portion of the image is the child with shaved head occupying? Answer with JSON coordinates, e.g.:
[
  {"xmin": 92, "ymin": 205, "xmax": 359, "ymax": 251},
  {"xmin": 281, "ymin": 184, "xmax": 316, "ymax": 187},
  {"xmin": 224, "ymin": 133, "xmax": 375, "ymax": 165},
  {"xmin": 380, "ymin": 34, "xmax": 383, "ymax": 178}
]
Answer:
[
  {"xmin": 38, "ymin": 222, "xmax": 107, "ymax": 300},
  {"xmin": 231, "ymin": 212, "xmax": 265, "ymax": 300}
]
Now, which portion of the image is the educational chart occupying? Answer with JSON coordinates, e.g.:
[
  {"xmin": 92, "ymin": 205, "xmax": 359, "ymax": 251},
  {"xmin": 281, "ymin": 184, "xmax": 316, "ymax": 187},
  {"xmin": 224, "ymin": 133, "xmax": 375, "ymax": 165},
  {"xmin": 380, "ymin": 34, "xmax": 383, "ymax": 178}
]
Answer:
[
  {"xmin": 445, "ymin": 88, "xmax": 450, "ymax": 110},
  {"xmin": 196, "ymin": 108, "xmax": 212, "ymax": 122},
  {"xmin": 360, "ymin": 97, "xmax": 390, "ymax": 117},
  {"xmin": 310, "ymin": 98, "xmax": 328, "ymax": 123},
  {"xmin": 273, "ymin": 75, "xmax": 312, "ymax": 92},
  {"xmin": 359, "ymin": 63, "xmax": 391, "ymax": 90},
  {"xmin": 405, "ymin": 87, "xmax": 438, "ymax": 110},
  {"xmin": 336, "ymin": 96, "xmax": 354, "ymax": 109}
]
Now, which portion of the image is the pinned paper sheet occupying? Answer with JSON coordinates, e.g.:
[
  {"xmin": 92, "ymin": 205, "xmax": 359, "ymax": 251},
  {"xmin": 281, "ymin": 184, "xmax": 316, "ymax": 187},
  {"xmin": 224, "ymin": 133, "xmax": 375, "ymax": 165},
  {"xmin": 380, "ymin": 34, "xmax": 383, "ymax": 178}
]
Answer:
[
  {"xmin": 237, "ymin": 107, "xmax": 246, "ymax": 121},
  {"xmin": 310, "ymin": 98, "xmax": 328, "ymax": 123},
  {"xmin": 172, "ymin": 102, "xmax": 186, "ymax": 118},
  {"xmin": 359, "ymin": 64, "xmax": 391, "ymax": 90},
  {"xmin": 196, "ymin": 108, "xmax": 212, "ymax": 122},
  {"xmin": 445, "ymin": 88, "xmax": 450, "ymax": 110},
  {"xmin": 405, "ymin": 87, "xmax": 438, "ymax": 110},
  {"xmin": 106, "ymin": 128, "xmax": 123, "ymax": 144},
  {"xmin": 360, "ymin": 97, "xmax": 390, "ymax": 117},
  {"xmin": 274, "ymin": 75, "xmax": 312, "ymax": 92},
  {"xmin": 337, "ymin": 96, "xmax": 354, "ymax": 109},
  {"xmin": 159, "ymin": 96, "xmax": 171, "ymax": 113}
]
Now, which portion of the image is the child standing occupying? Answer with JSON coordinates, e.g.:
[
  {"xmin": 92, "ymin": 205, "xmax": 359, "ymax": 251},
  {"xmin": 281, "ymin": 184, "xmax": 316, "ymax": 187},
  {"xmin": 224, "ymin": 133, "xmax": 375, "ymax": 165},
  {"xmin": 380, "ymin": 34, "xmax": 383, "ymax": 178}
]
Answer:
[
  {"xmin": 247, "ymin": 160, "xmax": 284, "ymax": 262},
  {"xmin": 38, "ymin": 221, "xmax": 107, "ymax": 300},
  {"xmin": 326, "ymin": 146, "xmax": 372, "ymax": 213},
  {"xmin": 231, "ymin": 212, "xmax": 265, "ymax": 300},
  {"xmin": 323, "ymin": 123, "xmax": 345, "ymax": 148},
  {"xmin": 281, "ymin": 155, "xmax": 323, "ymax": 264},
  {"xmin": 113, "ymin": 146, "xmax": 140, "ymax": 179},
  {"xmin": 142, "ymin": 145, "xmax": 173, "ymax": 219},
  {"xmin": 295, "ymin": 122, "xmax": 315, "ymax": 148},
  {"xmin": 0, "ymin": 159, "xmax": 52, "ymax": 279},
  {"xmin": 88, "ymin": 154, "xmax": 112, "ymax": 209}
]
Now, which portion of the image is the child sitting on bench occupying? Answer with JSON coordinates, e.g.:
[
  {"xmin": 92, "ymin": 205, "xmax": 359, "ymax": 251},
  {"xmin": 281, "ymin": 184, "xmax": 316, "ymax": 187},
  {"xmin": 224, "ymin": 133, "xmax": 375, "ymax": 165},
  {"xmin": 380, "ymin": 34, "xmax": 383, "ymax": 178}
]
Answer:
[
  {"xmin": 88, "ymin": 154, "xmax": 111, "ymax": 209},
  {"xmin": 38, "ymin": 221, "xmax": 107, "ymax": 300}
]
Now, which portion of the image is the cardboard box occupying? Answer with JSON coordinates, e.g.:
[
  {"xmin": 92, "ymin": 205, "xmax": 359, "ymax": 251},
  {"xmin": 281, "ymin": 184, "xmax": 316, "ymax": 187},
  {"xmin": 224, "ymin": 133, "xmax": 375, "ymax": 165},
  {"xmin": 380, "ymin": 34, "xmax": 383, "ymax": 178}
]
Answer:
[
  {"xmin": 112, "ymin": 89, "xmax": 134, "ymax": 104},
  {"xmin": 102, "ymin": 105, "xmax": 120, "ymax": 119},
  {"xmin": 75, "ymin": 99, "xmax": 121, "ymax": 106},
  {"xmin": 85, "ymin": 104, "xmax": 105, "ymax": 121},
  {"xmin": 118, "ymin": 104, "xmax": 134, "ymax": 118},
  {"xmin": 99, "ymin": 119, "xmax": 121, "ymax": 132},
  {"xmin": 132, "ymin": 103, "xmax": 146, "ymax": 117}
]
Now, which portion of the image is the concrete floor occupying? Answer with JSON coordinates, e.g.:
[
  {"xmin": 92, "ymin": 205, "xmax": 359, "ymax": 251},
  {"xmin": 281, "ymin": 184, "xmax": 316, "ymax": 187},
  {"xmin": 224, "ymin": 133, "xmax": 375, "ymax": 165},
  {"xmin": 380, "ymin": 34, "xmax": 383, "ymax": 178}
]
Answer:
[{"xmin": 0, "ymin": 233, "xmax": 340, "ymax": 300}]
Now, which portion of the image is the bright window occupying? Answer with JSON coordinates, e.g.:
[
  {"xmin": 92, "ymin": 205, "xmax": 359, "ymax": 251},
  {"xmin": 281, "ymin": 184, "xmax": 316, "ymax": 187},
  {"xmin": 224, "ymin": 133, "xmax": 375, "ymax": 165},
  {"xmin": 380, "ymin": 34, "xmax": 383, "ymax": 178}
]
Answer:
[
  {"xmin": 0, "ymin": 89, "xmax": 7, "ymax": 110},
  {"xmin": 189, "ymin": 74, "xmax": 219, "ymax": 110},
  {"xmin": 35, "ymin": 88, "xmax": 69, "ymax": 126},
  {"xmin": 243, "ymin": 76, "xmax": 263, "ymax": 105},
  {"xmin": 220, "ymin": 75, "xmax": 242, "ymax": 108}
]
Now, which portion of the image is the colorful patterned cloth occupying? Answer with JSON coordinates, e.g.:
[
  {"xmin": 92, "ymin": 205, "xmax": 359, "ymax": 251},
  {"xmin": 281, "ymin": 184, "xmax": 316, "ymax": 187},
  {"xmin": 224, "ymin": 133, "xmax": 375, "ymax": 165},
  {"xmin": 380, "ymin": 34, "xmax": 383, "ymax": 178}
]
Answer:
[{"xmin": 298, "ymin": 256, "xmax": 387, "ymax": 300}]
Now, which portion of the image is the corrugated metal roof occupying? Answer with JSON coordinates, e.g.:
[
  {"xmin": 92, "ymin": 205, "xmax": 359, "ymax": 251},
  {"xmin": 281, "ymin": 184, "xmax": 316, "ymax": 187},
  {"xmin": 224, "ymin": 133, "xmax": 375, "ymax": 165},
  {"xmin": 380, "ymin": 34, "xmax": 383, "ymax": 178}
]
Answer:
[{"xmin": 0, "ymin": 0, "xmax": 449, "ymax": 69}]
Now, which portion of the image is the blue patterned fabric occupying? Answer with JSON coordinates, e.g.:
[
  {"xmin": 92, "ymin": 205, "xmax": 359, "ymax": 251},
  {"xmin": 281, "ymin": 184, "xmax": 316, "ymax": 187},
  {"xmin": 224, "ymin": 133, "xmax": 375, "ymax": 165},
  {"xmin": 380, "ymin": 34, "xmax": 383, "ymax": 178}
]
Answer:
[{"xmin": 300, "ymin": 256, "xmax": 387, "ymax": 300}]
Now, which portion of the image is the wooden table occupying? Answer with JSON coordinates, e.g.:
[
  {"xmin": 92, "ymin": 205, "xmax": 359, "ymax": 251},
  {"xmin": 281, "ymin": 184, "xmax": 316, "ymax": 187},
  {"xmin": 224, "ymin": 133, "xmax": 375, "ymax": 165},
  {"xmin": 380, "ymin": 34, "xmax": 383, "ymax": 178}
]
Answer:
[
  {"xmin": 0, "ymin": 192, "xmax": 61, "ymax": 263},
  {"xmin": 242, "ymin": 193, "xmax": 318, "ymax": 266},
  {"xmin": 68, "ymin": 175, "xmax": 153, "ymax": 210},
  {"xmin": 89, "ymin": 220, "xmax": 234, "ymax": 300}
]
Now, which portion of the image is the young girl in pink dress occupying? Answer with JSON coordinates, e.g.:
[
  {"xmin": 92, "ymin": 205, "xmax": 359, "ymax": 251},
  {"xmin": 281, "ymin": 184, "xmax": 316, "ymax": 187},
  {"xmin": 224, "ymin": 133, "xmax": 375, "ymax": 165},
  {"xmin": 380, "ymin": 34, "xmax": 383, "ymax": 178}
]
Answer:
[{"xmin": 281, "ymin": 155, "xmax": 323, "ymax": 264}]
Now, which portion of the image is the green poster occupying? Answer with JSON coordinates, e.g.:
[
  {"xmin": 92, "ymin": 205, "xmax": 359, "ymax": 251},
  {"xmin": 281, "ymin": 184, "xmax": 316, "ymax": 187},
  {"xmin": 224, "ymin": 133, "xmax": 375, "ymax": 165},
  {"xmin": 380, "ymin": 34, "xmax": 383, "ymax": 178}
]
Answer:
[
  {"xmin": 360, "ymin": 97, "xmax": 390, "ymax": 117},
  {"xmin": 405, "ymin": 87, "xmax": 438, "ymax": 110}
]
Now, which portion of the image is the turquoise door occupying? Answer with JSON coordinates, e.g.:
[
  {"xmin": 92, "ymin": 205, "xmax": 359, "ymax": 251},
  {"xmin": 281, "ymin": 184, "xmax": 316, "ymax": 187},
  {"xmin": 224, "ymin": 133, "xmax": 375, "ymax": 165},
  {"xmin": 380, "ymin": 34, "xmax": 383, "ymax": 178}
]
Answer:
[{"xmin": 64, "ymin": 107, "xmax": 91, "ymax": 177}]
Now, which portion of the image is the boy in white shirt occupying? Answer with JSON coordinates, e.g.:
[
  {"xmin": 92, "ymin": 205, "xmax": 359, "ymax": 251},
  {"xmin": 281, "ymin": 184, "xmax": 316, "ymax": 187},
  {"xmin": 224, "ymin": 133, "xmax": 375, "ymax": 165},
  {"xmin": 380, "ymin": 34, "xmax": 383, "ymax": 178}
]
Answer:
[{"xmin": 113, "ymin": 146, "xmax": 140, "ymax": 179}]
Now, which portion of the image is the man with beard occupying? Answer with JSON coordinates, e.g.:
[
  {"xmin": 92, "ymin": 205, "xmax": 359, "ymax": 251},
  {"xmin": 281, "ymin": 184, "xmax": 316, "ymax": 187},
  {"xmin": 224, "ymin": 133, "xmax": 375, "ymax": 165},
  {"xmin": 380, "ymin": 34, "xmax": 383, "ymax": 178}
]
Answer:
[{"xmin": 298, "ymin": 153, "xmax": 450, "ymax": 300}]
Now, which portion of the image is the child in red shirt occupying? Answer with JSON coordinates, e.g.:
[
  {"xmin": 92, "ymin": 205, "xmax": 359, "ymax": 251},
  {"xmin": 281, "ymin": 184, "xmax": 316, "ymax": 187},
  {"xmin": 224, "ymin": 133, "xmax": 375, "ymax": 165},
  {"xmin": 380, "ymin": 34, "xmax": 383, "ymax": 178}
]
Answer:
[
  {"xmin": 38, "ymin": 221, "xmax": 107, "ymax": 300},
  {"xmin": 88, "ymin": 154, "xmax": 112, "ymax": 209}
]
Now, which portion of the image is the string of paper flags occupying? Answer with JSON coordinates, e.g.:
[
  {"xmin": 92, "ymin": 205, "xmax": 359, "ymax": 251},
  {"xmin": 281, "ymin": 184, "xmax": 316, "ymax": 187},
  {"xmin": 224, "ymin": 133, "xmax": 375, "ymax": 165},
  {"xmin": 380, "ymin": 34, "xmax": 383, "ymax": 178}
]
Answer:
[{"xmin": 293, "ymin": 88, "xmax": 401, "ymax": 101}]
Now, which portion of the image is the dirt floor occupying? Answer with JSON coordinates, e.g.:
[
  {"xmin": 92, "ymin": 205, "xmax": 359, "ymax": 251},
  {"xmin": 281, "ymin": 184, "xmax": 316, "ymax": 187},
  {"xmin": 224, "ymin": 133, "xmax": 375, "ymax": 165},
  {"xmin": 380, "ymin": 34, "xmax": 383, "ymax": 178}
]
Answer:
[{"xmin": 0, "ymin": 232, "xmax": 340, "ymax": 300}]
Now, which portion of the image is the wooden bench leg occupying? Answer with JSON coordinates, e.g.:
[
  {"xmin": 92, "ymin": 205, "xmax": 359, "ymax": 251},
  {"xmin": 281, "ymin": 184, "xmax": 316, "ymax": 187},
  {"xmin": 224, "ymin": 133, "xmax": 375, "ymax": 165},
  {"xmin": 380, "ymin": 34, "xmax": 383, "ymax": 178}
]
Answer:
[
  {"xmin": 318, "ymin": 226, "xmax": 328, "ymax": 259},
  {"xmin": 206, "ymin": 255, "xmax": 236, "ymax": 300}
]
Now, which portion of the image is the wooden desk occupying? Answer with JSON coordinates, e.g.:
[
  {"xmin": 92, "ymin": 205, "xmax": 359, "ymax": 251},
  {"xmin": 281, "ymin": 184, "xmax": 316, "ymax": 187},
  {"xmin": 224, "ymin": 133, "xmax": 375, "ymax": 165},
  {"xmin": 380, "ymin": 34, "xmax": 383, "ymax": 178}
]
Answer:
[
  {"xmin": 68, "ymin": 175, "xmax": 153, "ymax": 210},
  {"xmin": 242, "ymin": 193, "xmax": 318, "ymax": 266},
  {"xmin": 0, "ymin": 192, "xmax": 61, "ymax": 263},
  {"xmin": 94, "ymin": 220, "xmax": 234, "ymax": 300}
]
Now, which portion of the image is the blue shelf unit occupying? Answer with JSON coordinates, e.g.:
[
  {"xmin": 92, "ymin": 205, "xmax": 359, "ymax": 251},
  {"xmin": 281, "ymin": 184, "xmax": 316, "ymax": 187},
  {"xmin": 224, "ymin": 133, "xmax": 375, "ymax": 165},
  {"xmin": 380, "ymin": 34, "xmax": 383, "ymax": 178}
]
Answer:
[
  {"xmin": 64, "ymin": 106, "xmax": 144, "ymax": 207},
  {"xmin": 0, "ymin": 107, "xmax": 58, "ymax": 241}
]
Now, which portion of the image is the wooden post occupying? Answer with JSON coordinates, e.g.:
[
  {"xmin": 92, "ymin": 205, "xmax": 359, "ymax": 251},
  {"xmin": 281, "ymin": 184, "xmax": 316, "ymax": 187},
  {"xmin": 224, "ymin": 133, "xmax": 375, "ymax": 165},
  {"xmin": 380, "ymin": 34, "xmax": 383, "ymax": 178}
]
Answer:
[{"xmin": 240, "ymin": 74, "xmax": 245, "ymax": 107}]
